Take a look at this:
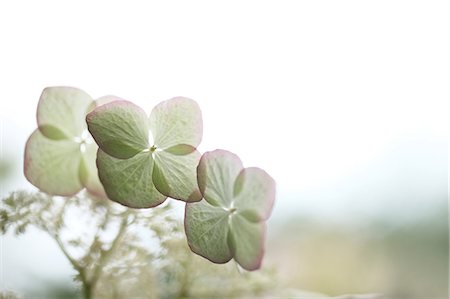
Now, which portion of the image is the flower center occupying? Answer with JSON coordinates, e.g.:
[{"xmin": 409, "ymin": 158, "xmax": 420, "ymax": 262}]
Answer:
[
  {"xmin": 74, "ymin": 130, "xmax": 93, "ymax": 153},
  {"xmin": 225, "ymin": 202, "xmax": 237, "ymax": 216},
  {"xmin": 142, "ymin": 145, "xmax": 162, "ymax": 159}
]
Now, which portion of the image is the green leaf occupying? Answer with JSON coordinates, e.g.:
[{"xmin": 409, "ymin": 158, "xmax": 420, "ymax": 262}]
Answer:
[
  {"xmin": 24, "ymin": 130, "xmax": 83, "ymax": 196},
  {"xmin": 197, "ymin": 150, "xmax": 243, "ymax": 207},
  {"xmin": 229, "ymin": 214, "xmax": 266, "ymax": 271},
  {"xmin": 153, "ymin": 149, "xmax": 202, "ymax": 202},
  {"xmin": 80, "ymin": 143, "xmax": 107, "ymax": 198},
  {"xmin": 185, "ymin": 200, "xmax": 233, "ymax": 263},
  {"xmin": 233, "ymin": 167, "xmax": 276, "ymax": 221},
  {"xmin": 97, "ymin": 149, "xmax": 167, "ymax": 208},
  {"xmin": 37, "ymin": 87, "xmax": 93, "ymax": 140},
  {"xmin": 87, "ymin": 100, "xmax": 149, "ymax": 159},
  {"xmin": 149, "ymin": 97, "xmax": 202, "ymax": 150}
]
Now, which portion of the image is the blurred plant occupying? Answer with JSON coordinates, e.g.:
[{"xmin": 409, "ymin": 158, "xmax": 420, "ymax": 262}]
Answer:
[
  {"xmin": 0, "ymin": 155, "xmax": 13, "ymax": 182},
  {"xmin": 1, "ymin": 191, "xmax": 277, "ymax": 299},
  {"xmin": 0, "ymin": 290, "xmax": 22, "ymax": 299}
]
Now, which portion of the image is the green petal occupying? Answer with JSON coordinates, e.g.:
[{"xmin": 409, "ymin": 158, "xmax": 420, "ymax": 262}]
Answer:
[
  {"xmin": 94, "ymin": 95, "xmax": 124, "ymax": 107},
  {"xmin": 24, "ymin": 129, "xmax": 83, "ymax": 196},
  {"xmin": 197, "ymin": 150, "xmax": 243, "ymax": 207},
  {"xmin": 87, "ymin": 100, "xmax": 149, "ymax": 159},
  {"xmin": 37, "ymin": 87, "xmax": 93, "ymax": 140},
  {"xmin": 149, "ymin": 97, "xmax": 202, "ymax": 150},
  {"xmin": 97, "ymin": 149, "xmax": 166, "ymax": 208},
  {"xmin": 79, "ymin": 143, "xmax": 107, "ymax": 198},
  {"xmin": 229, "ymin": 214, "xmax": 266, "ymax": 271},
  {"xmin": 233, "ymin": 167, "xmax": 276, "ymax": 221},
  {"xmin": 153, "ymin": 149, "xmax": 202, "ymax": 202},
  {"xmin": 185, "ymin": 200, "xmax": 233, "ymax": 263}
]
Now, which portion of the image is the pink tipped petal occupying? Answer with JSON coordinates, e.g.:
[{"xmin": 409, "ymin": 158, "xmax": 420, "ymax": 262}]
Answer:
[
  {"xmin": 86, "ymin": 100, "xmax": 149, "ymax": 159},
  {"xmin": 97, "ymin": 149, "xmax": 167, "ymax": 208},
  {"xmin": 149, "ymin": 97, "xmax": 203, "ymax": 150},
  {"xmin": 37, "ymin": 87, "xmax": 93, "ymax": 140},
  {"xmin": 85, "ymin": 95, "xmax": 125, "ymax": 115},
  {"xmin": 229, "ymin": 215, "xmax": 266, "ymax": 271},
  {"xmin": 94, "ymin": 95, "xmax": 125, "ymax": 107},
  {"xmin": 233, "ymin": 167, "xmax": 276, "ymax": 221},
  {"xmin": 185, "ymin": 201, "xmax": 233, "ymax": 264},
  {"xmin": 153, "ymin": 149, "xmax": 202, "ymax": 202},
  {"xmin": 197, "ymin": 150, "xmax": 243, "ymax": 207},
  {"xmin": 80, "ymin": 143, "xmax": 107, "ymax": 198},
  {"xmin": 24, "ymin": 130, "xmax": 83, "ymax": 196}
]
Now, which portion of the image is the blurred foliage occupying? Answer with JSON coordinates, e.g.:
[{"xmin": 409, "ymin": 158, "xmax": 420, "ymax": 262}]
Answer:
[
  {"xmin": 3, "ymin": 190, "xmax": 431, "ymax": 299},
  {"xmin": 0, "ymin": 291, "xmax": 21, "ymax": 299},
  {"xmin": 0, "ymin": 155, "xmax": 13, "ymax": 182},
  {"xmin": 267, "ymin": 201, "xmax": 448, "ymax": 299},
  {"xmin": 0, "ymin": 191, "xmax": 278, "ymax": 299}
]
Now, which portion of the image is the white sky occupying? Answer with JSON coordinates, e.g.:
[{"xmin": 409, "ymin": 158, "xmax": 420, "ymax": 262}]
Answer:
[{"xmin": 0, "ymin": 0, "xmax": 449, "ymax": 293}]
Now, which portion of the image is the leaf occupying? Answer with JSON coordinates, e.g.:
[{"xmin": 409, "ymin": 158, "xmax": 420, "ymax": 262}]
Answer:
[
  {"xmin": 153, "ymin": 149, "xmax": 202, "ymax": 202},
  {"xmin": 97, "ymin": 149, "xmax": 167, "ymax": 208},
  {"xmin": 37, "ymin": 87, "xmax": 93, "ymax": 140},
  {"xmin": 79, "ymin": 143, "xmax": 107, "ymax": 198},
  {"xmin": 24, "ymin": 129, "xmax": 83, "ymax": 196},
  {"xmin": 87, "ymin": 100, "xmax": 149, "ymax": 159},
  {"xmin": 229, "ymin": 214, "xmax": 266, "ymax": 271},
  {"xmin": 197, "ymin": 150, "xmax": 243, "ymax": 207},
  {"xmin": 149, "ymin": 97, "xmax": 202, "ymax": 150},
  {"xmin": 233, "ymin": 167, "xmax": 276, "ymax": 221},
  {"xmin": 185, "ymin": 200, "xmax": 233, "ymax": 263}
]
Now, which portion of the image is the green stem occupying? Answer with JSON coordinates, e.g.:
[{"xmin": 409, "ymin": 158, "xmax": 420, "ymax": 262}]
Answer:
[
  {"xmin": 83, "ymin": 283, "xmax": 92, "ymax": 299},
  {"xmin": 89, "ymin": 213, "xmax": 129, "ymax": 296},
  {"xmin": 51, "ymin": 232, "xmax": 92, "ymax": 298}
]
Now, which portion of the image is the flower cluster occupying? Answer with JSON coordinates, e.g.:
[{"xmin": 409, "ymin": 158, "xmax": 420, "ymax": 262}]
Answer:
[{"xmin": 25, "ymin": 87, "xmax": 276, "ymax": 270}]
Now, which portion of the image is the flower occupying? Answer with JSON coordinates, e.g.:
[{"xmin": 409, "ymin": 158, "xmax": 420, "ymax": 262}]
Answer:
[
  {"xmin": 184, "ymin": 149, "xmax": 275, "ymax": 271},
  {"xmin": 86, "ymin": 97, "xmax": 203, "ymax": 208},
  {"xmin": 24, "ymin": 87, "xmax": 113, "ymax": 197}
]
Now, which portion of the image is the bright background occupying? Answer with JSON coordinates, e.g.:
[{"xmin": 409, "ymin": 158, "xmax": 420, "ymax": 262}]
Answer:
[{"xmin": 1, "ymin": 1, "xmax": 448, "ymax": 298}]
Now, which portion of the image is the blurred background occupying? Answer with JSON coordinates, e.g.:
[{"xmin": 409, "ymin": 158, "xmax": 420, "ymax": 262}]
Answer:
[{"xmin": 0, "ymin": 1, "xmax": 448, "ymax": 298}]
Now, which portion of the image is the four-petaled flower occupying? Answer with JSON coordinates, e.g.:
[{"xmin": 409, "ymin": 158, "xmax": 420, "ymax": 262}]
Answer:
[
  {"xmin": 25, "ymin": 87, "xmax": 113, "ymax": 197},
  {"xmin": 86, "ymin": 98, "xmax": 203, "ymax": 208},
  {"xmin": 185, "ymin": 150, "xmax": 275, "ymax": 271}
]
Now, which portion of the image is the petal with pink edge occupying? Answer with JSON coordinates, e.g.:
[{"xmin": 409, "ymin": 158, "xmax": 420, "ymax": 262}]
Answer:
[
  {"xmin": 153, "ymin": 149, "xmax": 202, "ymax": 202},
  {"xmin": 79, "ymin": 143, "xmax": 107, "ymax": 198},
  {"xmin": 87, "ymin": 101, "xmax": 149, "ymax": 159},
  {"xmin": 229, "ymin": 214, "xmax": 266, "ymax": 271},
  {"xmin": 37, "ymin": 87, "xmax": 93, "ymax": 140},
  {"xmin": 197, "ymin": 150, "xmax": 243, "ymax": 207},
  {"xmin": 185, "ymin": 200, "xmax": 233, "ymax": 264},
  {"xmin": 149, "ymin": 97, "xmax": 202, "ymax": 150},
  {"xmin": 233, "ymin": 167, "xmax": 276, "ymax": 221},
  {"xmin": 24, "ymin": 130, "xmax": 83, "ymax": 196},
  {"xmin": 97, "ymin": 149, "xmax": 166, "ymax": 208}
]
